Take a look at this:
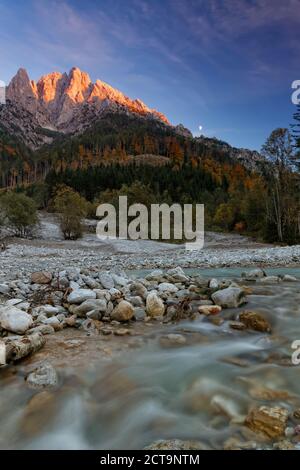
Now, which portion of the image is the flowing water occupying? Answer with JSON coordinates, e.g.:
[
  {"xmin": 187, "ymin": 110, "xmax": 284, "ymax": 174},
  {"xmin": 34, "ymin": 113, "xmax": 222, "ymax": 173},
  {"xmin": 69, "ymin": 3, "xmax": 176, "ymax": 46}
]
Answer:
[{"xmin": 1, "ymin": 268, "xmax": 300, "ymax": 450}]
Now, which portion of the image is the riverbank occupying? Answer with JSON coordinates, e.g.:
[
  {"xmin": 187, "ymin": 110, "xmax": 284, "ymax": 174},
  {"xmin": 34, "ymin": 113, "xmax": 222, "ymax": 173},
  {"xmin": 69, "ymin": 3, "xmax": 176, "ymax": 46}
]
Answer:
[{"xmin": 1, "ymin": 231, "xmax": 300, "ymax": 282}]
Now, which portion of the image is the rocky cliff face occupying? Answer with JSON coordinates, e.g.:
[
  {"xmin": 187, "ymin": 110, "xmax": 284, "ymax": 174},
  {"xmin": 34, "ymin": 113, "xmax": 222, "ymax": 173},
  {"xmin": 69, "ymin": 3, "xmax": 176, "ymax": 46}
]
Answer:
[{"xmin": 5, "ymin": 67, "xmax": 170, "ymax": 139}]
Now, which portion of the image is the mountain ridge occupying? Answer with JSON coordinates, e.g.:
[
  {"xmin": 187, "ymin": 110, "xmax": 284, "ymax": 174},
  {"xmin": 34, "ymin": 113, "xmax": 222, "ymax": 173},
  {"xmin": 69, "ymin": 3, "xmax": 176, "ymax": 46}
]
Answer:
[{"xmin": 6, "ymin": 67, "xmax": 171, "ymax": 135}]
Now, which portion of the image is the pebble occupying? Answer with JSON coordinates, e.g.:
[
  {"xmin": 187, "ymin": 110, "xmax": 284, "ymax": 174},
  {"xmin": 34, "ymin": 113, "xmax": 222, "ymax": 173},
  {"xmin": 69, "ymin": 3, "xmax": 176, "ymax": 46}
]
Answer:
[{"xmin": 198, "ymin": 305, "xmax": 222, "ymax": 316}]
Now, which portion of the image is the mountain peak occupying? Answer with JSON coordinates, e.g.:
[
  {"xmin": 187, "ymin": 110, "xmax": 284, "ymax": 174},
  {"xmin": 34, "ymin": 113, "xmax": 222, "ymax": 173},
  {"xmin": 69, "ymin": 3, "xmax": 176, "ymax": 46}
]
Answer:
[{"xmin": 6, "ymin": 66, "xmax": 170, "ymax": 132}]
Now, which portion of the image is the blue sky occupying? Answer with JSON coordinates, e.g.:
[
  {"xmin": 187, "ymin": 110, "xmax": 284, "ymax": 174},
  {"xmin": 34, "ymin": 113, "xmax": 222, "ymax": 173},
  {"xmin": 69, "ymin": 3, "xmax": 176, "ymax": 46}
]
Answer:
[{"xmin": 0, "ymin": 0, "xmax": 299, "ymax": 150}]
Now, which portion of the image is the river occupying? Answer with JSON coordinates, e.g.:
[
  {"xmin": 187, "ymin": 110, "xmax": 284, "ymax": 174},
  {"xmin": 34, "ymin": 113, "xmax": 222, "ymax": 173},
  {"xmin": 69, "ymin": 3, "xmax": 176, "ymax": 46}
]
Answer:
[{"xmin": 1, "ymin": 267, "xmax": 300, "ymax": 449}]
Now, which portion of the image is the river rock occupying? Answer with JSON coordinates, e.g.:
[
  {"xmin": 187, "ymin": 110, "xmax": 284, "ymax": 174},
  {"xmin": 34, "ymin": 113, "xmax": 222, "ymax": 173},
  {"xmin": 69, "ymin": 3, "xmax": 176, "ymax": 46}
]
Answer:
[
  {"xmin": 127, "ymin": 296, "xmax": 144, "ymax": 307},
  {"xmin": 245, "ymin": 406, "xmax": 289, "ymax": 439},
  {"xmin": 229, "ymin": 321, "xmax": 247, "ymax": 331},
  {"xmin": 223, "ymin": 438, "xmax": 257, "ymax": 450},
  {"xmin": 259, "ymin": 276, "xmax": 281, "ymax": 284},
  {"xmin": 166, "ymin": 267, "xmax": 189, "ymax": 282},
  {"xmin": 282, "ymin": 274, "xmax": 298, "ymax": 282},
  {"xmin": 82, "ymin": 276, "xmax": 100, "ymax": 289},
  {"xmin": 26, "ymin": 363, "xmax": 58, "ymax": 389},
  {"xmin": 5, "ymin": 333, "xmax": 45, "ymax": 362},
  {"xmin": 158, "ymin": 282, "xmax": 178, "ymax": 293},
  {"xmin": 39, "ymin": 305, "xmax": 60, "ymax": 317},
  {"xmin": 129, "ymin": 282, "xmax": 148, "ymax": 299},
  {"xmin": 67, "ymin": 289, "xmax": 96, "ymax": 304},
  {"xmin": 63, "ymin": 267, "xmax": 81, "ymax": 281},
  {"xmin": 241, "ymin": 268, "xmax": 266, "ymax": 280},
  {"xmin": 273, "ymin": 440, "xmax": 295, "ymax": 450},
  {"xmin": 112, "ymin": 273, "xmax": 128, "ymax": 287},
  {"xmin": 0, "ymin": 306, "xmax": 33, "ymax": 334},
  {"xmin": 43, "ymin": 316, "xmax": 61, "ymax": 331},
  {"xmin": 211, "ymin": 395, "xmax": 245, "ymax": 423},
  {"xmin": 146, "ymin": 292, "xmax": 165, "ymax": 317},
  {"xmin": 198, "ymin": 305, "xmax": 222, "ymax": 316},
  {"xmin": 86, "ymin": 309, "xmax": 103, "ymax": 320},
  {"xmin": 73, "ymin": 299, "xmax": 107, "ymax": 317},
  {"xmin": 159, "ymin": 333, "xmax": 187, "ymax": 347},
  {"xmin": 146, "ymin": 269, "xmax": 164, "ymax": 281},
  {"xmin": 239, "ymin": 311, "xmax": 271, "ymax": 333},
  {"xmin": 134, "ymin": 307, "xmax": 146, "ymax": 321},
  {"xmin": 114, "ymin": 328, "xmax": 130, "ymax": 336},
  {"xmin": 0, "ymin": 283, "xmax": 9, "ymax": 295},
  {"xmin": 65, "ymin": 315, "xmax": 77, "ymax": 327},
  {"xmin": 28, "ymin": 325, "xmax": 55, "ymax": 335},
  {"xmin": 111, "ymin": 300, "xmax": 134, "ymax": 322},
  {"xmin": 209, "ymin": 278, "xmax": 219, "ymax": 289},
  {"xmin": 98, "ymin": 272, "xmax": 115, "ymax": 289},
  {"xmin": 211, "ymin": 287, "xmax": 246, "ymax": 308},
  {"xmin": 31, "ymin": 271, "xmax": 52, "ymax": 284}
]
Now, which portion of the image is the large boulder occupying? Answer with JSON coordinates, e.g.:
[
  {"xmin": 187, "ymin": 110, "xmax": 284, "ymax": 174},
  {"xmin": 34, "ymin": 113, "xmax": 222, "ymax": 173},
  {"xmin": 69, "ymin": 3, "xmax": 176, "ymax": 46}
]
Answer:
[
  {"xmin": 211, "ymin": 287, "xmax": 246, "ymax": 309},
  {"xmin": 146, "ymin": 292, "xmax": 165, "ymax": 317},
  {"xmin": 0, "ymin": 306, "xmax": 33, "ymax": 334},
  {"xmin": 111, "ymin": 300, "xmax": 134, "ymax": 322},
  {"xmin": 67, "ymin": 289, "xmax": 96, "ymax": 304},
  {"xmin": 31, "ymin": 271, "xmax": 52, "ymax": 284}
]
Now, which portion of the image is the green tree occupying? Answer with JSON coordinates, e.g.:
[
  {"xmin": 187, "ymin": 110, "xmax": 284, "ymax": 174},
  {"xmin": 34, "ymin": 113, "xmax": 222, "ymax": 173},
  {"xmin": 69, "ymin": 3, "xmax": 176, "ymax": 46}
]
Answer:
[
  {"xmin": 213, "ymin": 203, "xmax": 235, "ymax": 230},
  {"xmin": 53, "ymin": 186, "xmax": 88, "ymax": 240},
  {"xmin": 0, "ymin": 192, "xmax": 38, "ymax": 237}
]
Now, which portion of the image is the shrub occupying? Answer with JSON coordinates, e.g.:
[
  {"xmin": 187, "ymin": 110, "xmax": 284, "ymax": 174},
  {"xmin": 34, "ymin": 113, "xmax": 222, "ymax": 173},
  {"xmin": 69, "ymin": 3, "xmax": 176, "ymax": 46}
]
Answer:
[
  {"xmin": 0, "ymin": 192, "xmax": 38, "ymax": 237},
  {"xmin": 213, "ymin": 203, "xmax": 235, "ymax": 230},
  {"xmin": 53, "ymin": 186, "xmax": 88, "ymax": 240}
]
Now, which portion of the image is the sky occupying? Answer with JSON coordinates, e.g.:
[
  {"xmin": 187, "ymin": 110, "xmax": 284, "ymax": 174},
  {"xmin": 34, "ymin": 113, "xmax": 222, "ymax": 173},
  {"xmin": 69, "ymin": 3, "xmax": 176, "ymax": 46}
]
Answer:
[{"xmin": 0, "ymin": 0, "xmax": 299, "ymax": 150}]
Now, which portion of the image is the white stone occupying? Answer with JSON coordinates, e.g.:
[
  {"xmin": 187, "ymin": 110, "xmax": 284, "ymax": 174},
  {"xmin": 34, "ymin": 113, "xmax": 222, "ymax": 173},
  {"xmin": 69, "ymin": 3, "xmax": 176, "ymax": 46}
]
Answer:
[
  {"xmin": 99, "ymin": 272, "xmax": 115, "ymax": 289},
  {"xmin": 211, "ymin": 287, "xmax": 246, "ymax": 309},
  {"xmin": 146, "ymin": 292, "xmax": 165, "ymax": 317},
  {"xmin": 0, "ymin": 306, "xmax": 33, "ymax": 334},
  {"xmin": 67, "ymin": 289, "xmax": 96, "ymax": 304},
  {"xmin": 158, "ymin": 282, "xmax": 178, "ymax": 293}
]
